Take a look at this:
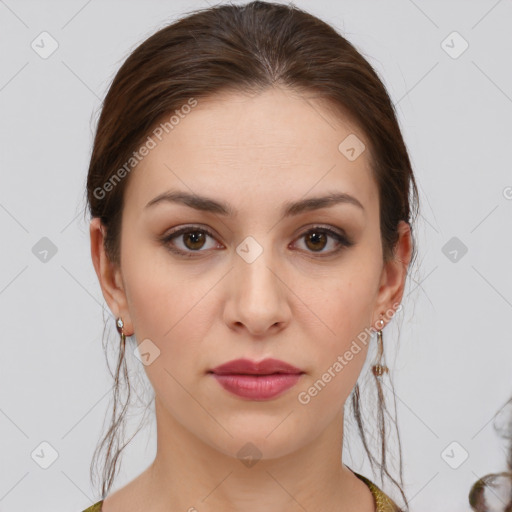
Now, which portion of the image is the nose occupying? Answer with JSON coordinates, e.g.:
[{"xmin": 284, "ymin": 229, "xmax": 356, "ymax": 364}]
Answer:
[{"xmin": 223, "ymin": 244, "xmax": 291, "ymax": 337}]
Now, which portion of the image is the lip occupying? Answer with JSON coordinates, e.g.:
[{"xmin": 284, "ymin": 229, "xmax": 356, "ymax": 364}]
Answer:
[
  {"xmin": 208, "ymin": 358, "xmax": 305, "ymax": 401},
  {"xmin": 210, "ymin": 357, "xmax": 303, "ymax": 375}
]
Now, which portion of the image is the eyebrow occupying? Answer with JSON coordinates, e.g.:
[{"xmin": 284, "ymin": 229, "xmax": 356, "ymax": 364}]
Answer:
[{"xmin": 144, "ymin": 190, "xmax": 365, "ymax": 217}]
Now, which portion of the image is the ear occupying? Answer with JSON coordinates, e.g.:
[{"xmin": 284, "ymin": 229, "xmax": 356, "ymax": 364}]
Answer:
[
  {"xmin": 90, "ymin": 217, "xmax": 134, "ymax": 335},
  {"xmin": 372, "ymin": 221, "xmax": 413, "ymax": 327}
]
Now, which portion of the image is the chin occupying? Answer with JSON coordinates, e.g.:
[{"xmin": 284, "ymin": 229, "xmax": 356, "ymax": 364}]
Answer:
[{"xmin": 202, "ymin": 425, "xmax": 310, "ymax": 463}]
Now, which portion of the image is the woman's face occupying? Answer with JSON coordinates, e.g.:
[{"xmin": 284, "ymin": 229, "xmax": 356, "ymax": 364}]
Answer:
[{"xmin": 91, "ymin": 86, "xmax": 410, "ymax": 461}]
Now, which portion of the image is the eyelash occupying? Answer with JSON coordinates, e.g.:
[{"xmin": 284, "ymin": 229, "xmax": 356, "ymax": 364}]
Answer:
[{"xmin": 160, "ymin": 225, "xmax": 354, "ymax": 258}]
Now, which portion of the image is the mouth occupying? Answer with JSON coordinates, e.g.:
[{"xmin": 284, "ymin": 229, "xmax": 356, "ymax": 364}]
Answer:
[
  {"xmin": 208, "ymin": 358, "xmax": 305, "ymax": 400},
  {"xmin": 209, "ymin": 357, "xmax": 304, "ymax": 376}
]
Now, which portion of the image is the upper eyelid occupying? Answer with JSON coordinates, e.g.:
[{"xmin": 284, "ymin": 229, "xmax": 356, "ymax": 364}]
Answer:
[{"xmin": 163, "ymin": 223, "xmax": 347, "ymax": 239}]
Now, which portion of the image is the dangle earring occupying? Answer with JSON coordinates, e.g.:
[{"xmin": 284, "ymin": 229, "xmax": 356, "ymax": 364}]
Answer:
[
  {"xmin": 372, "ymin": 317, "xmax": 389, "ymax": 377},
  {"xmin": 116, "ymin": 317, "xmax": 126, "ymax": 347}
]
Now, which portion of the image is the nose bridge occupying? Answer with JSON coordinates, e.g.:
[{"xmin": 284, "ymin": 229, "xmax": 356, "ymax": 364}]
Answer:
[
  {"xmin": 228, "ymin": 232, "xmax": 289, "ymax": 332},
  {"xmin": 234, "ymin": 233, "xmax": 281, "ymax": 298}
]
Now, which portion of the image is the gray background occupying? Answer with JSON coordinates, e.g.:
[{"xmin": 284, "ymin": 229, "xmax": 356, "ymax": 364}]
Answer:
[{"xmin": 1, "ymin": 0, "xmax": 511, "ymax": 511}]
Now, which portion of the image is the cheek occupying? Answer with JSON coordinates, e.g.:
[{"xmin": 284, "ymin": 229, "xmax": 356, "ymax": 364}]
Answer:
[
  {"xmin": 311, "ymin": 265, "xmax": 379, "ymax": 348},
  {"xmin": 121, "ymin": 234, "xmax": 190, "ymax": 334},
  {"xmin": 121, "ymin": 242, "xmax": 218, "ymax": 371},
  {"xmin": 295, "ymin": 296, "xmax": 371, "ymax": 415},
  {"xmin": 299, "ymin": 258, "xmax": 381, "ymax": 395},
  {"xmin": 121, "ymin": 256, "xmax": 215, "ymax": 418}
]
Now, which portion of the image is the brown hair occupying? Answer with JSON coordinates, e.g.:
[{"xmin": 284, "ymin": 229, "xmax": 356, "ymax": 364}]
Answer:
[{"xmin": 84, "ymin": 1, "xmax": 420, "ymax": 508}]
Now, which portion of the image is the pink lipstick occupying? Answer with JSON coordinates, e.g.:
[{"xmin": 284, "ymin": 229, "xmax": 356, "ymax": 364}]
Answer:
[{"xmin": 208, "ymin": 358, "xmax": 304, "ymax": 401}]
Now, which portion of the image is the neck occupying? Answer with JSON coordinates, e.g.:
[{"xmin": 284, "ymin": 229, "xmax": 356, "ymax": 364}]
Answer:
[{"xmin": 134, "ymin": 397, "xmax": 374, "ymax": 512}]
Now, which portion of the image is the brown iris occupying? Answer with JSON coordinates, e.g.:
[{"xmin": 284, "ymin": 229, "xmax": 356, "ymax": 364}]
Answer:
[
  {"xmin": 183, "ymin": 231, "xmax": 206, "ymax": 250},
  {"xmin": 304, "ymin": 231, "xmax": 327, "ymax": 252}
]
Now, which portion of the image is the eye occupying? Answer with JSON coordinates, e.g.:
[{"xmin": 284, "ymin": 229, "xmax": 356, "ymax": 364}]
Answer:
[
  {"xmin": 160, "ymin": 224, "xmax": 354, "ymax": 258},
  {"xmin": 160, "ymin": 226, "xmax": 222, "ymax": 256},
  {"xmin": 293, "ymin": 226, "xmax": 354, "ymax": 255}
]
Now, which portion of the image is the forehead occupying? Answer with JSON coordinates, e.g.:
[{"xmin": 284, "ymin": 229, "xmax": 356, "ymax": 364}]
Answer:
[{"xmin": 125, "ymin": 86, "xmax": 377, "ymax": 217}]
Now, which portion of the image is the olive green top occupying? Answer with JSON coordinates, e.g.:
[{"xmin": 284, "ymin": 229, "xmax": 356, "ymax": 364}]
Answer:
[
  {"xmin": 355, "ymin": 472, "xmax": 402, "ymax": 511},
  {"xmin": 81, "ymin": 471, "xmax": 401, "ymax": 511}
]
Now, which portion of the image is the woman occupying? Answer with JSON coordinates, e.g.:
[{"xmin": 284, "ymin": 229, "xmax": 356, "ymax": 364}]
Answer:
[{"xmin": 82, "ymin": 1, "xmax": 419, "ymax": 510}]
